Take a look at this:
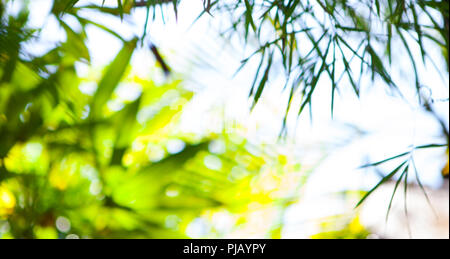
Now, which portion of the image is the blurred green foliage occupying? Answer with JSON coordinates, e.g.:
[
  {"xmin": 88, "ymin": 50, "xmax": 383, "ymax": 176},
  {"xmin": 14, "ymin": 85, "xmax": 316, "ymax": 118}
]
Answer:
[
  {"xmin": 3, "ymin": 0, "xmax": 443, "ymax": 239},
  {"xmin": 0, "ymin": 0, "xmax": 312, "ymax": 239}
]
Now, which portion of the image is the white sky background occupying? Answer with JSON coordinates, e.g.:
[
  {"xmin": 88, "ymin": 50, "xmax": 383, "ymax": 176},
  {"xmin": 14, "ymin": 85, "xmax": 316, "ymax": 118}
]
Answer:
[{"xmin": 8, "ymin": 0, "xmax": 449, "ymax": 237}]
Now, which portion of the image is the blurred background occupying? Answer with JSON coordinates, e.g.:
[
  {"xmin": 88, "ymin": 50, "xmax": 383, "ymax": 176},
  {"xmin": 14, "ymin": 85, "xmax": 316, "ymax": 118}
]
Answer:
[{"xmin": 0, "ymin": 0, "xmax": 448, "ymax": 239}]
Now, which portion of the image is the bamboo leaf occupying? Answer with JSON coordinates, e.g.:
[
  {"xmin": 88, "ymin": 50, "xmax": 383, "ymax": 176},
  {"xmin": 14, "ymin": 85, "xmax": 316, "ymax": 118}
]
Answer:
[
  {"xmin": 251, "ymin": 51, "xmax": 273, "ymax": 108},
  {"xmin": 356, "ymin": 161, "xmax": 408, "ymax": 208},
  {"xmin": 90, "ymin": 38, "xmax": 137, "ymax": 118},
  {"xmin": 386, "ymin": 164, "xmax": 408, "ymax": 222}
]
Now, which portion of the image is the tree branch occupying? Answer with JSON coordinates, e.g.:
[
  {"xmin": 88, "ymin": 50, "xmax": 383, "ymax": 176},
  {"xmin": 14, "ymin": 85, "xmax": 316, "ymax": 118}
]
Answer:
[{"xmin": 134, "ymin": 0, "xmax": 174, "ymax": 7}]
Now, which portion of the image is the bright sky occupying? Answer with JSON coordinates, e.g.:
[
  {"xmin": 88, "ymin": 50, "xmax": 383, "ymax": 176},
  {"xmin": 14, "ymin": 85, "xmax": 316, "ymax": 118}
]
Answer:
[{"xmin": 7, "ymin": 0, "xmax": 449, "ymax": 237}]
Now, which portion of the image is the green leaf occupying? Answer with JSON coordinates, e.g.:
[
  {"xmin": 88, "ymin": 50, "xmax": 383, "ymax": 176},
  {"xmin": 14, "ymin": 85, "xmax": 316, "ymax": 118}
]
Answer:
[
  {"xmin": 89, "ymin": 38, "xmax": 137, "ymax": 118},
  {"xmin": 356, "ymin": 160, "xmax": 408, "ymax": 208},
  {"xmin": 415, "ymin": 143, "xmax": 448, "ymax": 149},
  {"xmin": 385, "ymin": 164, "xmax": 408, "ymax": 222},
  {"xmin": 251, "ymin": 51, "xmax": 273, "ymax": 108},
  {"xmin": 110, "ymin": 98, "xmax": 142, "ymax": 166},
  {"xmin": 59, "ymin": 19, "xmax": 90, "ymax": 62},
  {"xmin": 118, "ymin": 0, "xmax": 124, "ymax": 19},
  {"xmin": 359, "ymin": 151, "xmax": 409, "ymax": 168}
]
